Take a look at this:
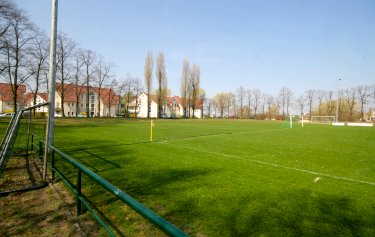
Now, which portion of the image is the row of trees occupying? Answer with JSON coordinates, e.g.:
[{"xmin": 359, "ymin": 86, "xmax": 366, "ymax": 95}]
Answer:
[
  {"xmin": 0, "ymin": 0, "xmax": 125, "ymax": 116},
  {"xmin": 180, "ymin": 59, "xmax": 202, "ymax": 118},
  {"xmin": 1, "ymin": 1, "xmax": 203, "ymax": 118},
  {"xmin": 207, "ymin": 84, "xmax": 375, "ymax": 121}
]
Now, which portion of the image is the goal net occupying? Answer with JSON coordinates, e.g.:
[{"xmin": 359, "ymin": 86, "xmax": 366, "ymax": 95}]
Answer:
[{"xmin": 311, "ymin": 116, "xmax": 336, "ymax": 124}]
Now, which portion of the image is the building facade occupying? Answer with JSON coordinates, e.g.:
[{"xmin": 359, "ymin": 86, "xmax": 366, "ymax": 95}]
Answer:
[
  {"xmin": 127, "ymin": 92, "xmax": 203, "ymax": 118},
  {"xmin": 0, "ymin": 83, "xmax": 26, "ymax": 113}
]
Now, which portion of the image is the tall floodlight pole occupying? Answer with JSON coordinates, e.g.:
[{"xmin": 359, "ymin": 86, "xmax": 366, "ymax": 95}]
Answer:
[
  {"xmin": 335, "ymin": 78, "xmax": 342, "ymax": 122},
  {"xmin": 43, "ymin": 0, "xmax": 58, "ymax": 182}
]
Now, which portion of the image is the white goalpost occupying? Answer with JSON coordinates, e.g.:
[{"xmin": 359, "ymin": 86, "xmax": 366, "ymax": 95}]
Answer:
[
  {"xmin": 288, "ymin": 114, "xmax": 303, "ymax": 128},
  {"xmin": 311, "ymin": 116, "xmax": 336, "ymax": 125}
]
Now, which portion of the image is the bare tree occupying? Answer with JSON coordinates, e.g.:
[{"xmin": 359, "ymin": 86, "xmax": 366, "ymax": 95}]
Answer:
[
  {"xmin": 56, "ymin": 33, "xmax": 76, "ymax": 116},
  {"xmin": 213, "ymin": 92, "xmax": 227, "ymax": 118},
  {"xmin": 266, "ymin": 95, "xmax": 274, "ymax": 119},
  {"xmin": 155, "ymin": 52, "xmax": 167, "ymax": 118},
  {"xmin": 324, "ymin": 91, "xmax": 335, "ymax": 116},
  {"xmin": 133, "ymin": 76, "xmax": 144, "ymax": 117},
  {"xmin": 356, "ymin": 85, "xmax": 369, "ymax": 121},
  {"xmin": 279, "ymin": 87, "xmax": 287, "ymax": 117},
  {"xmin": 205, "ymin": 98, "xmax": 212, "ymax": 118},
  {"xmin": 279, "ymin": 87, "xmax": 293, "ymax": 116},
  {"xmin": 72, "ymin": 50, "xmax": 85, "ymax": 116},
  {"xmin": 144, "ymin": 51, "xmax": 153, "ymax": 118},
  {"xmin": 345, "ymin": 88, "xmax": 356, "ymax": 121},
  {"xmin": 80, "ymin": 49, "xmax": 96, "ymax": 117},
  {"xmin": 246, "ymin": 89, "xmax": 252, "ymax": 118},
  {"xmin": 252, "ymin": 89, "xmax": 261, "ymax": 119},
  {"xmin": 296, "ymin": 95, "xmax": 305, "ymax": 115},
  {"xmin": 106, "ymin": 78, "xmax": 118, "ymax": 117},
  {"xmin": 124, "ymin": 73, "xmax": 134, "ymax": 117},
  {"xmin": 191, "ymin": 64, "xmax": 200, "ymax": 118},
  {"xmin": 285, "ymin": 88, "xmax": 293, "ymax": 115},
  {"xmin": 180, "ymin": 59, "xmax": 190, "ymax": 118},
  {"xmin": 1, "ymin": 2, "xmax": 37, "ymax": 112},
  {"xmin": 95, "ymin": 56, "xmax": 113, "ymax": 117},
  {"xmin": 305, "ymin": 90, "xmax": 315, "ymax": 120},
  {"xmin": 316, "ymin": 90, "xmax": 326, "ymax": 116},
  {"xmin": 28, "ymin": 30, "xmax": 49, "ymax": 115},
  {"xmin": 236, "ymin": 86, "xmax": 246, "ymax": 118}
]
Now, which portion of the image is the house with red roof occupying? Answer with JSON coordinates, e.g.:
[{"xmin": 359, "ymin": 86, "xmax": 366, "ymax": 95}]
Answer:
[
  {"xmin": 25, "ymin": 92, "xmax": 49, "ymax": 113},
  {"xmin": 55, "ymin": 83, "xmax": 121, "ymax": 117},
  {"xmin": 127, "ymin": 92, "xmax": 203, "ymax": 118},
  {"xmin": 0, "ymin": 83, "xmax": 26, "ymax": 113}
]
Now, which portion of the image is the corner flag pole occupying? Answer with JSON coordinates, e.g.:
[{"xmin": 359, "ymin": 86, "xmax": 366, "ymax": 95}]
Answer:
[{"xmin": 150, "ymin": 120, "xmax": 154, "ymax": 143}]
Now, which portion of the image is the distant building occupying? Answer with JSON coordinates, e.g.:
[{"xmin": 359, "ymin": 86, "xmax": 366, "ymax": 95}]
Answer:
[
  {"xmin": 55, "ymin": 83, "xmax": 121, "ymax": 117},
  {"xmin": 25, "ymin": 92, "xmax": 49, "ymax": 113},
  {"xmin": 127, "ymin": 92, "xmax": 203, "ymax": 118},
  {"xmin": 0, "ymin": 83, "xmax": 26, "ymax": 113}
]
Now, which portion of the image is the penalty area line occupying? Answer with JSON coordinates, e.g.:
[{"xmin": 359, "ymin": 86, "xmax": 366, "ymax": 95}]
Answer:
[{"xmin": 165, "ymin": 143, "xmax": 375, "ymax": 187}]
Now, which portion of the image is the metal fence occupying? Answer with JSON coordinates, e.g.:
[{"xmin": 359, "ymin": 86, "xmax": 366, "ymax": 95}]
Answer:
[{"xmin": 1, "ymin": 105, "xmax": 188, "ymax": 236}]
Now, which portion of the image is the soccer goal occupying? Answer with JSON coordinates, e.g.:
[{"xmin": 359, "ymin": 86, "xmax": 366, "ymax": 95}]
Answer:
[
  {"xmin": 285, "ymin": 114, "xmax": 303, "ymax": 128},
  {"xmin": 311, "ymin": 116, "xmax": 336, "ymax": 124}
]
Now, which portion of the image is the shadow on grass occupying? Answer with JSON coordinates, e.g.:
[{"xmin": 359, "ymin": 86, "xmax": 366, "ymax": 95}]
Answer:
[
  {"xmin": 221, "ymin": 191, "xmax": 375, "ymax": 237},
  {"xmin": 77, "ymin": 167, "xmax": 219, "ymax": 236}
]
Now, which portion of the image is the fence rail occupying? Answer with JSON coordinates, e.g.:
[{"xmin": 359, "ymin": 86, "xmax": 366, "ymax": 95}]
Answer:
[{"xmin": 39, "ymin": 141, "xmax": 188, "ymax": 237}]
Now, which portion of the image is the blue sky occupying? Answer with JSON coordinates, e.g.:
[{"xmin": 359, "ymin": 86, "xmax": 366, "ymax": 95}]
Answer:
[{"xmin": 15, "ymin": 0, "xmax": 375, "ymax": 98}]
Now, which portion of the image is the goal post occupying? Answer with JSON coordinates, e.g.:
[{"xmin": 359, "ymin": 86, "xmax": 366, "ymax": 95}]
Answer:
[
  {"xmin": 311, "ymin": 116, "xmax": 336, "ymax": 125},
  {"xmin": 284, "ymin": 114, "xmax": 303, "ymax": 128}
]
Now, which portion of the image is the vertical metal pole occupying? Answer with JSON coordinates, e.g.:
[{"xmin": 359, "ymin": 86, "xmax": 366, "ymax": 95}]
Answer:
[
  {"xmin": 31, "ymin": 134, "xmax": 34, "ymax": 150},
  {"xmin": 43, "ymin": 0, "xmax": 58, "ymax": 183},
  {"xmin": 336, "ymin": 78, "xmax": 342, "ymax": 123},
  {"xmin": 77, "ymin": 170, "xmax": 82, "ymax": 215},
  {"xmin": 26, "ymin": 111, "xmax": 32, "ymax": 153},
  {"xmin": 51, "ymin": 150, "xmax": 55, "ymax": 180}
]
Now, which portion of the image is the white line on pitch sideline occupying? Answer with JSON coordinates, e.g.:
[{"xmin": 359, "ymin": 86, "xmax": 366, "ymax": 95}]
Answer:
[
  {"xmin": 161, "ymin": 143, "xmax": 375, "ymax": 187},
  {"xmin": 155, "ymin": 128, "xmax": 288, "ymax": 143}
]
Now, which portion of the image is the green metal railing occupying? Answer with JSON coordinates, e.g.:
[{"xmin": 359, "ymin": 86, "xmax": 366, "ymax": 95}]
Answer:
[{"xmin": 36, "ymin": 141, "xmax": 188, "ymax": 237}]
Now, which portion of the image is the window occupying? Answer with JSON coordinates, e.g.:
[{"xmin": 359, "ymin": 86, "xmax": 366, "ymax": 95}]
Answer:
[{"xmin": 68, "ymin": 112, "xmax": 70, "ymax": 115}]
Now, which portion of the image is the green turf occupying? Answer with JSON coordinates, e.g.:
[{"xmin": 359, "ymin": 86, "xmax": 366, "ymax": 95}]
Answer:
[{"xmin": 5, "ymin": 118, "xmax": 375, "ymax": 236}]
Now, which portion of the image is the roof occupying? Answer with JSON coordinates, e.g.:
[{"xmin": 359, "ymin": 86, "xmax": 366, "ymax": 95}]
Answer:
[
  {"xmin": 25, "ymin": 92, "xmax": 48, "ymax": 104},
  {"xmin": 0, "ymin": 83, "xmax": 26, "ymax": 102}
]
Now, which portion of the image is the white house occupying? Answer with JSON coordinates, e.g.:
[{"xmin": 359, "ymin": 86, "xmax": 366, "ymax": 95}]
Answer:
[
  {"xmin": 25, "ymin": 92, "xmax": 49, "ymax": 113},
  {"xmin": 127, "ymin": 92, "xmax": 203, "ymax": 118},
  {"xmin": 127, "ymin": 92, "xmax": 158, "ymax": 118}
]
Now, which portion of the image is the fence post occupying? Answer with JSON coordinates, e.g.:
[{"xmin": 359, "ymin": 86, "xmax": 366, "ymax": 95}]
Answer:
[
  {"xmin": 31, "ymin": 135, "xmax": 34, "ymax": 150},
  {"xmin": 77, "ymin": 170, "xmax": 82, "ymax": 215},
  {"xmin": 51, "ymin": 150, "xmax": 55, "ymax": 180},
  {"xmin": 39, "ymin": 140, "xmax": 43, "ymax": 160}
]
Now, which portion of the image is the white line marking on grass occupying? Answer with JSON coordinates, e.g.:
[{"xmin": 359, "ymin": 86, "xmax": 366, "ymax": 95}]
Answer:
[
  {"xmin": 166, "ymin": 144, "xmax": 375, "ymax": 186},
  {"xmin": 154, "ymin": 128, "xmax": 288, "ymax": 144}
]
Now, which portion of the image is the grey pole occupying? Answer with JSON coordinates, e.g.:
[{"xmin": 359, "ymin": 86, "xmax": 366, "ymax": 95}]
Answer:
[
  {"xmin": 43, "ymin": 0, "xmax": 58, "ymax": 182},
  {"xmin": 335, "ymin": 78, "xmax": 342, "ymax": 123}
]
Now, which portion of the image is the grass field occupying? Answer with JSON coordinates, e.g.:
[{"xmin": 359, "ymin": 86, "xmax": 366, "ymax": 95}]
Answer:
[{"xmin": 2, "ymin": 118, "xmax": 375, "ymax": 236}]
